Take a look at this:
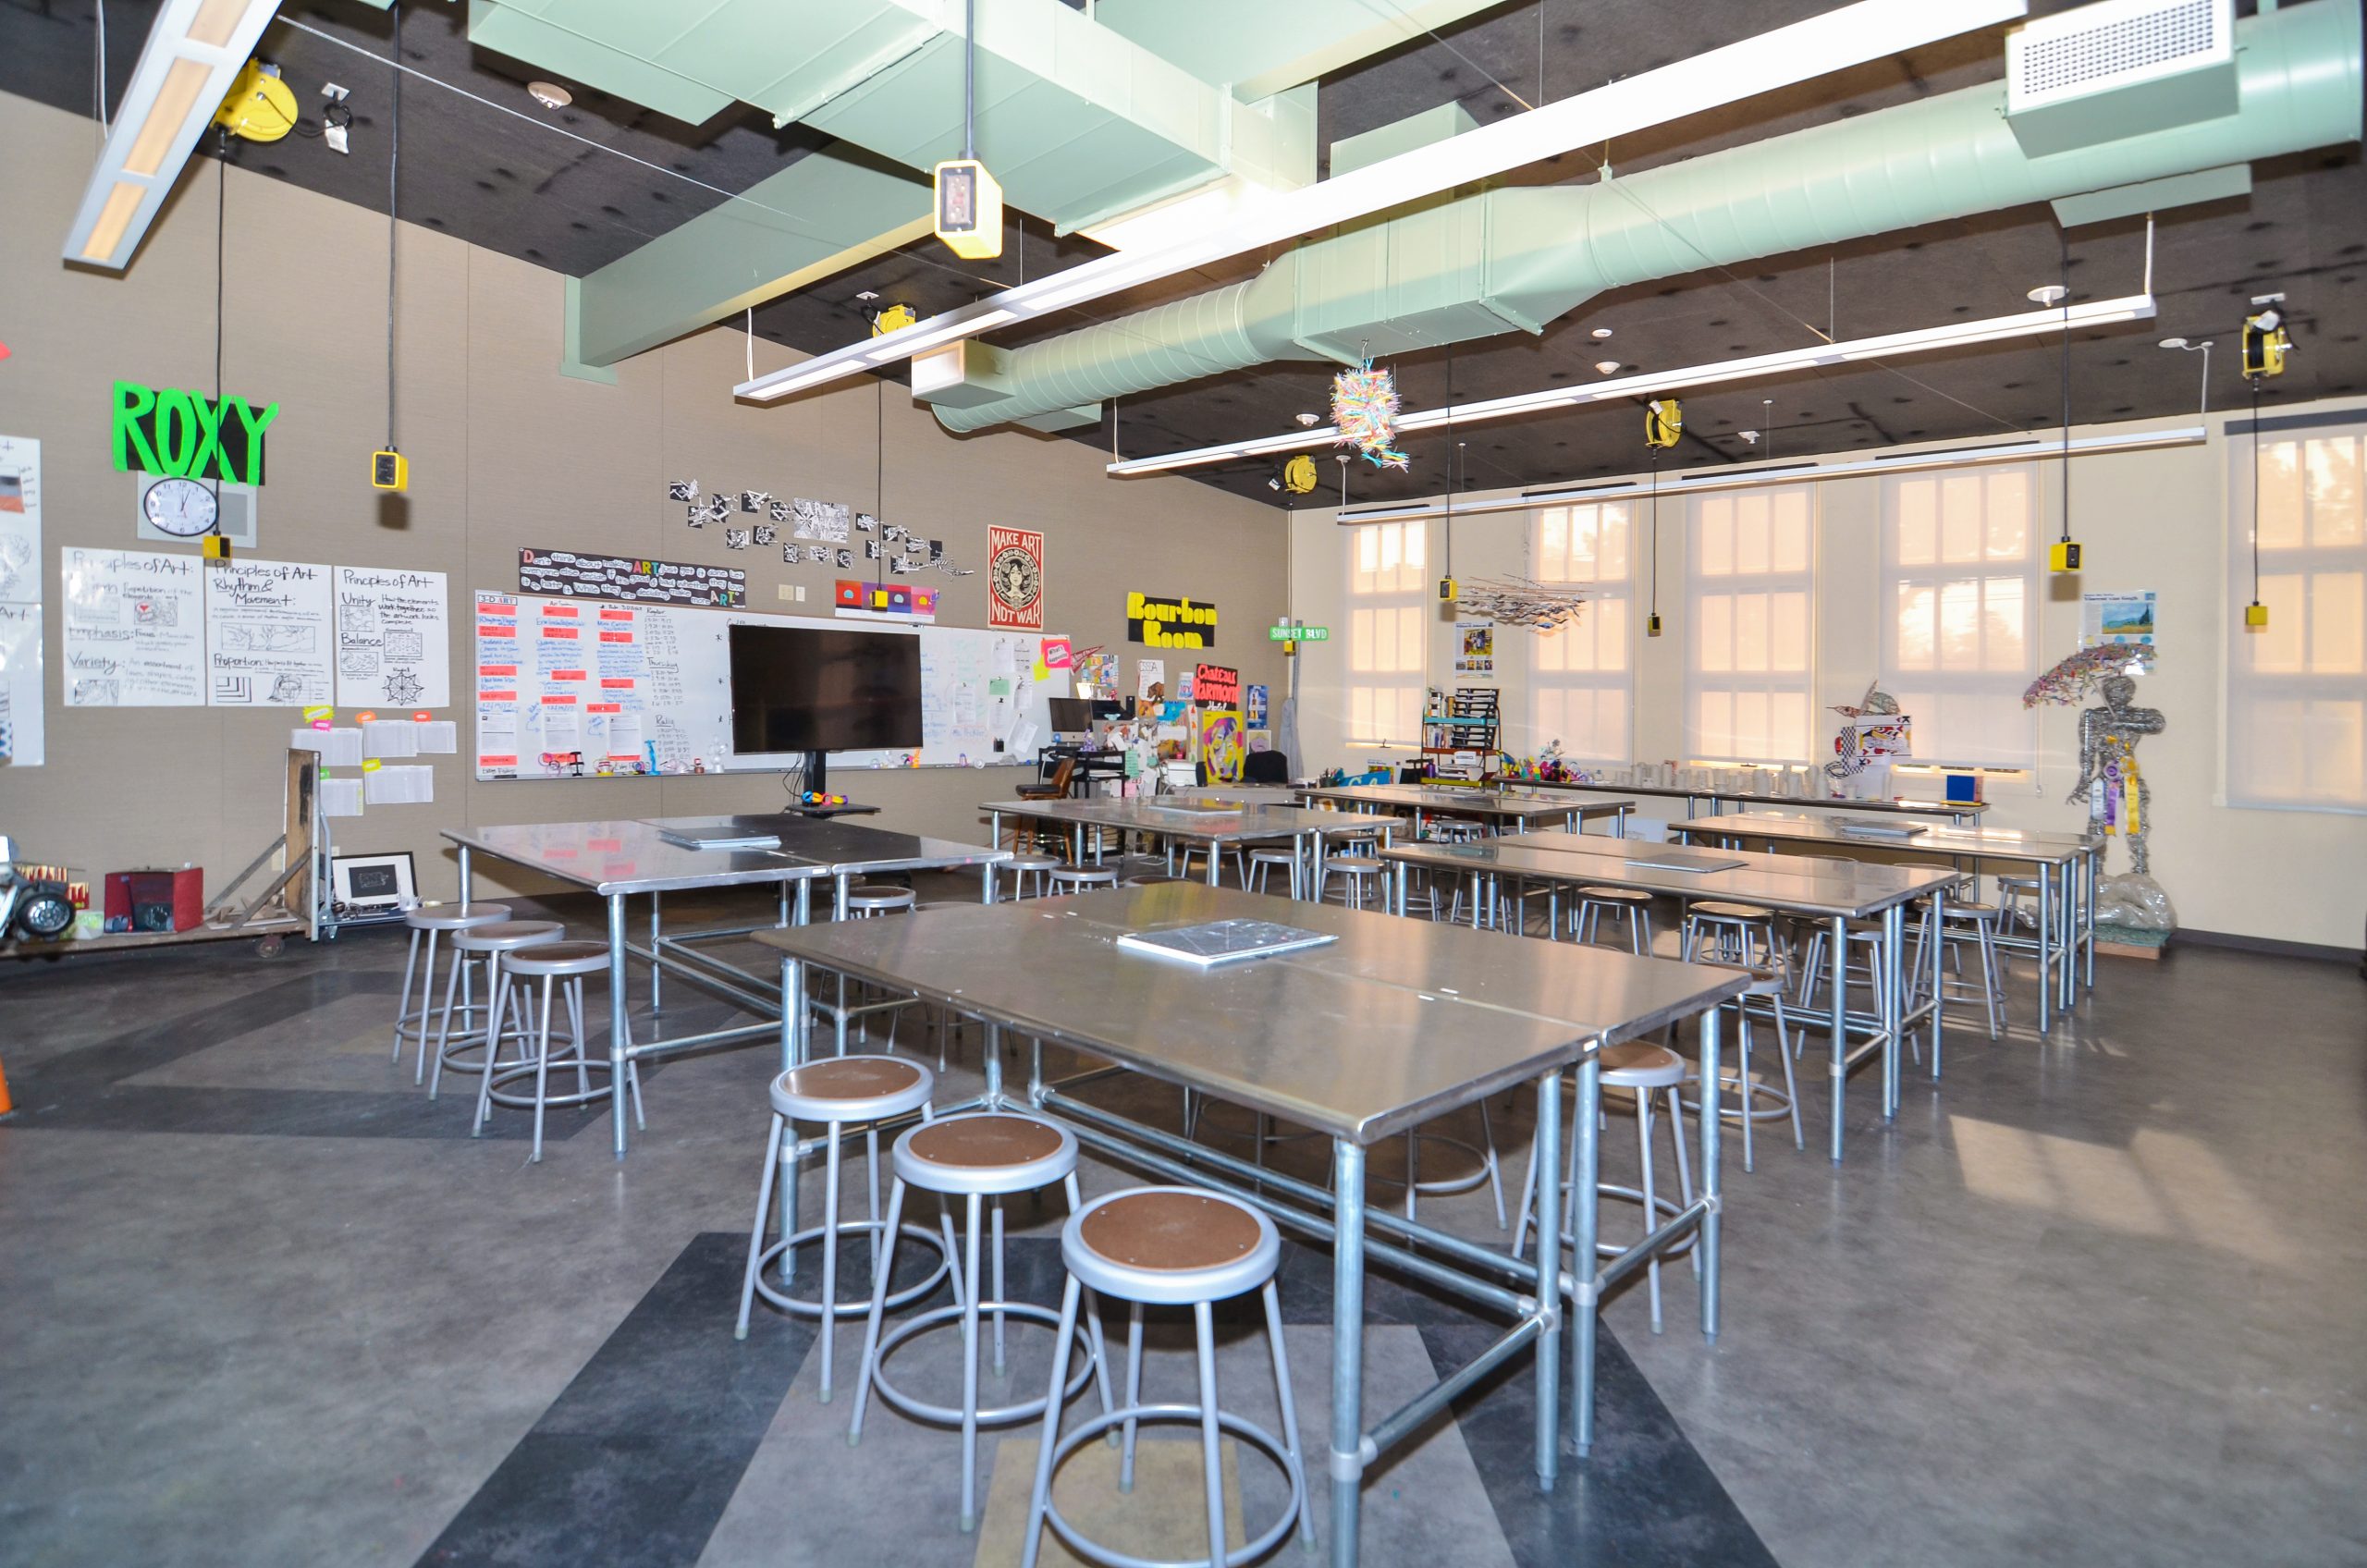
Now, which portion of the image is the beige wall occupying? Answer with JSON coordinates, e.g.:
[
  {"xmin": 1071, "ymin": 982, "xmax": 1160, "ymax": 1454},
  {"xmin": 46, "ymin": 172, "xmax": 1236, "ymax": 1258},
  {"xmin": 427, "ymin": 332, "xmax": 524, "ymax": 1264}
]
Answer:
[
  {"xmin": 1291, "ymin": 403, "xmax": 2367, "ymax": 949},
  {"xmin": 0, "ymin": 93, "xmax": 1285, "ymax": 900}
]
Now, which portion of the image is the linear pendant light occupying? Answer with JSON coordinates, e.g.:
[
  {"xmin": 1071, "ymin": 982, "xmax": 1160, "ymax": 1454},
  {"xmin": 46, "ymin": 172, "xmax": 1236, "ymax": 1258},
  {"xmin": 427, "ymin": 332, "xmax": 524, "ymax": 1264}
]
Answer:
[
  {"xmin": 1330, "ymin": 424, "xmax": 2210, "ymax": 526},
  {"xmin": 64, "ymin": 0, "xmax": 288, "ymax": 270},
  {"xmin": 733, "ymin": 0, "xmax": 2029, "ymax": 404},
  {"xmin": 1109, "ymin": 293, "xmax": 2157, "ymax": 476}
]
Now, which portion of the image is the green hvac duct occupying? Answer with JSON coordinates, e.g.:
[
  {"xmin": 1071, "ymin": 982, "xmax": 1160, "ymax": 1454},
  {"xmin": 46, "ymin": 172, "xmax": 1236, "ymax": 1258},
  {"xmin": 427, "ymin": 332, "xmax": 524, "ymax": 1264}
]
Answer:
[{"xmin": 927, "ymin": 0, "xmax": 2362, "ymax": 434}]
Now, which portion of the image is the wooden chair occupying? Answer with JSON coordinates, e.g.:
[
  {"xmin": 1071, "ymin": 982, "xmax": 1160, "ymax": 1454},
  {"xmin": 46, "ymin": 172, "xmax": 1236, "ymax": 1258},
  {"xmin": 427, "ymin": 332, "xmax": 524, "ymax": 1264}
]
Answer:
[{"xmin": 1010, "ymin": 757, "xmax": 1075, "ymax": 854}]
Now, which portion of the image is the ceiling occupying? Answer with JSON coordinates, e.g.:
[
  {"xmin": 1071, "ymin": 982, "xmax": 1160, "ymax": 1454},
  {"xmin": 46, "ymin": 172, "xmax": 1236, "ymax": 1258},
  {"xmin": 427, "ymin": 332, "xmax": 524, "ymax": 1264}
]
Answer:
[{"xmin": 6, "ymin": 0, "xmax": 2361, "ymax": 511}]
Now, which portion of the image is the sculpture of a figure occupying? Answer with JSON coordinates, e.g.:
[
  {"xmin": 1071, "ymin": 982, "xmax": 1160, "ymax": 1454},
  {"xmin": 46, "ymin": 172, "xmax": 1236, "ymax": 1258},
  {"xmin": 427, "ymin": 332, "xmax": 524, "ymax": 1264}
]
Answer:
[{"xmin": 2067, "ymin": 674, "xmax": 2165, "ymax": 875}]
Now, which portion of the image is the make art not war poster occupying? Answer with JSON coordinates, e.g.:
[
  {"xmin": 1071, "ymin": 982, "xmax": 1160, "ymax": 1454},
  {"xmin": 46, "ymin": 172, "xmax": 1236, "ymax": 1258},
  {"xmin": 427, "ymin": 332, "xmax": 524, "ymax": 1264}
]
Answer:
[
  {"xmin": 203, "ymin": 557, "xmax": 334, "ymax": 705},
  {"xmin": 336, "ymin": 566, "xmax": 451, "ymax": 707},
  {"xmin": 61, "ymin": 546, "xmax": 205, "ymax": 706}
]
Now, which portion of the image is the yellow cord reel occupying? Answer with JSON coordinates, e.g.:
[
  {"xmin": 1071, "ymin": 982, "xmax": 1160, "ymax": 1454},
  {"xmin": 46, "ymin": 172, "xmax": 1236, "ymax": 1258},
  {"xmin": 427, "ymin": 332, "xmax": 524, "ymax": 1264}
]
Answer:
[{"xmin": 214, "ymin": 60, "xmax": 298, "ymax": 143}]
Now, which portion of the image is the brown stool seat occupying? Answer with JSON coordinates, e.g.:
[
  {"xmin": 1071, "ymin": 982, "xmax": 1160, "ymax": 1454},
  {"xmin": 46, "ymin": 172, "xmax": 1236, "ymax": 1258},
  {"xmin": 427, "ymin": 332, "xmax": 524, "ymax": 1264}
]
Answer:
[
  {"xmin": 1598, "ymin": 1041, "xmax": 1686, "ymax": 1088},
  {"xmin": 1693, "ymin": 900, "xmax": 1772, "ymax": 920},
  {"xmin": 904, "ymin": 1113, "xmax": 1066, "ymax": 1170},
  {"xmin": 779, "ymin": 1055, "xmax": 926, "ymax": 1104},
  {"xmin": 452, "ymin": 920, "xmax": 566, "ymax": 951},
  {"xmin": 1579, "ymin": 885, "xmax": 1652, "ymax": 902},
  {"xmin": 503, "ymin": 939, "xmax": 613, "ymax": 975},
  {"xmin": 1076, "ymin": 1189, "xmax": 1263, "ymax": 1274}
]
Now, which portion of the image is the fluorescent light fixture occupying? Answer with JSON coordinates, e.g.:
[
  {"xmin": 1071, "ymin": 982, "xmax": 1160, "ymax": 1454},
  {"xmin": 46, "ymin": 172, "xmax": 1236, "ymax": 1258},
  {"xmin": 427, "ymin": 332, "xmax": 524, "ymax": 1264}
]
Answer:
[
  {"xmin": 1110, "ymin": 292, "xmax": 2154, "ymax": 476},
  {"xmin": 735, "ymin": 0, "xmax": 2029, "ymax": 403},
  {"xmin": 64, "ymin": 0, "xmax": 288, "ymax": 270},
  {"xmin": 1329, "ymin": 424, "xmax": 2207, "ymax": 525}
]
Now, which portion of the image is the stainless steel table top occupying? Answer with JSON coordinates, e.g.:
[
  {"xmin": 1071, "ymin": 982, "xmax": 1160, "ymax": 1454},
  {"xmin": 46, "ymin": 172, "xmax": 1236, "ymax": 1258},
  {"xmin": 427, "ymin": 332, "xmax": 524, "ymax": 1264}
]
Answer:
[
  {"xmin": 987, "ymin": 796, "xmax": 1364, "ymax": 842},
  {"xmin": 648, "ymin": 814, "xmax": 1009, "ymax": 876},
  {"xmin": 1383, "ymin": 831, "xmax": 1959, "ymax": 919},
  {"xmin": 1507, "ymin": 778, "xmax": 1992, "ymax": 817},
  {"xmin": 753, "ymin": 883, "xmax": 1745, "ymax": 1144},
  {"xmin": 445, "ymin": 819, "xmax": 840, "ymax": 897},
  {"xmin": 1683, "ymin": 811, "xmax": 2095, "ymax": 862},
  {"xmin": 1299, "ymin": 784, "xmax": 1631, "ymax": 821}
]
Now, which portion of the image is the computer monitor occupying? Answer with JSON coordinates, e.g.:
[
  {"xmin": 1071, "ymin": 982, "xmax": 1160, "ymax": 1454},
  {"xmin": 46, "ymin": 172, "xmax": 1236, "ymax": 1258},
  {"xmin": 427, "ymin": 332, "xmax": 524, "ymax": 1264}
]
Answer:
[{"xmin": 1048, "ymin": 697, "xmax": 1096, "ymax": 734}]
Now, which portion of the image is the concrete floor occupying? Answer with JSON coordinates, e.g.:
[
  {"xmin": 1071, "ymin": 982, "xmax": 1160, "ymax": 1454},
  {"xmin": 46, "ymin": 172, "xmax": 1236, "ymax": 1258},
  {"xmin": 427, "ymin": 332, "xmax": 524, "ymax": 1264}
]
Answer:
[{"xmin": 0, "ymin": 882, "xmax": 2360, "ymax": 1568}]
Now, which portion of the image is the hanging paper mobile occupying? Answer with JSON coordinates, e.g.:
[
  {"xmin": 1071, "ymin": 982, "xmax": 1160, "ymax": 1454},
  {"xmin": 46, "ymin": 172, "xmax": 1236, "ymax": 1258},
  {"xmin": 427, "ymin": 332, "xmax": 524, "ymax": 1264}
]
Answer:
[
  {"xmin": 2024, "ymin": 643, "xmax": 2157, "ymax": 708},
  {"xmin": 1331, "ymin": 361, "xmax": 1408, "ymax": 471}
]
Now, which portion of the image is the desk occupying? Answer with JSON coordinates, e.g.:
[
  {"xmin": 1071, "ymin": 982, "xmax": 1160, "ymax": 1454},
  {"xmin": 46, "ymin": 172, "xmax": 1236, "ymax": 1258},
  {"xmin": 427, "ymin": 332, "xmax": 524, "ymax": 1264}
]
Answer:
[
  {"xmin": 445, "ymin": 815, "xmax": 1008, "ymax": 1157},
  {"xmin": 1379, "ymin": 831, "xmax": 1959, "ymax": 1162},
  {"xmin": 1673, "ymin": 813, "xmax": 2094, "ymax": 1034},
  {"xmin": 753, "ymin": 885, "xmax": 1746, "ymax": 1568},
  {"xmin": 1506, "ymin": 776, "xmax": 1991, "ymax": 827},
  {"xmin": 1297, "ymin": 783, "xmax": 1633, "ymax": 839},
  {"xmin": 985, "ymin": 796, "xmax": 1385, "ymax": 897}
]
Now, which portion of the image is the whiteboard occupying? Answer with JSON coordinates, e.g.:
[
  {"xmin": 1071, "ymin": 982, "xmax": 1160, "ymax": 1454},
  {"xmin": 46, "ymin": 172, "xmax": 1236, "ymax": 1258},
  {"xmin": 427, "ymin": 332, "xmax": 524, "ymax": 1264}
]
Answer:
[{"xmin": 474, "ymin": 589, "xmax": 1065, "ymax": 780}]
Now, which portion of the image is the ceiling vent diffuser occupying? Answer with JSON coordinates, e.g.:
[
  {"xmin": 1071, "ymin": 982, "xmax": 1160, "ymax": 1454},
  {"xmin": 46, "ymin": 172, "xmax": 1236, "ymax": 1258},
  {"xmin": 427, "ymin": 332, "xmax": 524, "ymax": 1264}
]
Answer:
[{"xmin": 2006, "ymin": 0, "xmax": 2237, "ymax": 157}]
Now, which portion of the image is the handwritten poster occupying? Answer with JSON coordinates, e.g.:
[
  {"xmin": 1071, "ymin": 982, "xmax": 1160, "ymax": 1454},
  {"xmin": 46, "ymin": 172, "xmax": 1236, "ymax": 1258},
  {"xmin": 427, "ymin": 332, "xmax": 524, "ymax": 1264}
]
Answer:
[
  {"xmin": 204, "ymin": 557, "xmax": 334, "ymax": 705},
  {"xmin": 60, "ymin": 546, "xmax": 205, "ymax": 706},
  {"xmin": 336, "ymin": 566, "xmax": 451, "ymax": 707},
  {"xmin": 0, "ymin": 435, "xmax": 42, "ymax": 765}
]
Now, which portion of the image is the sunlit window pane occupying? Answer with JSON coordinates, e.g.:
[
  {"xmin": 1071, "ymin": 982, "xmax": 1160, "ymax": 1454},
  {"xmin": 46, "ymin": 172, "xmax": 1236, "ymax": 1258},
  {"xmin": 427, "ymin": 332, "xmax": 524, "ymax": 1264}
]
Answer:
[
  {"xmin": 1882, "ymin": 468, "xmax": 2037, "ymax": 766},
  {"xmin": 1688, "ymin": 487, "xmax": 1815, "ymax": 761}
]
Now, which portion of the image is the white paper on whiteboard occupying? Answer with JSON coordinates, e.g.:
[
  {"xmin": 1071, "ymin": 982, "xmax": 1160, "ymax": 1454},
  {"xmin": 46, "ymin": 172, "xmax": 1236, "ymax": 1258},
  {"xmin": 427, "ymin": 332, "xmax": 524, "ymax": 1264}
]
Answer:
[{"xmin": 604, "ymin": 714, "xmax": 644, "ymax": 761}]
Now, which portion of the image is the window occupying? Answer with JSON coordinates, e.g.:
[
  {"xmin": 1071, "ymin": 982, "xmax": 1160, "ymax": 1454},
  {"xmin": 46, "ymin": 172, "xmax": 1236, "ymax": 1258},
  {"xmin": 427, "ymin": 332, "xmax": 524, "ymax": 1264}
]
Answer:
[
  {"xmin": 1345, "ymin": 521, "xmax": 1429, "ymax": 746},
  {"xmin": 1881, "ymin": 469, "xmax": 2039, "ymax": 766},
  {"xmin": 1527, "ymin": 503, "xmax": 1632, "ymax": 764},
  {"xmin": 2227, "ymin": 423, "xmax": 2366, "ymax": 812},
  {"xmin": 1686, "ymin": 488, "xmax": 1814, "ymax": 762}
]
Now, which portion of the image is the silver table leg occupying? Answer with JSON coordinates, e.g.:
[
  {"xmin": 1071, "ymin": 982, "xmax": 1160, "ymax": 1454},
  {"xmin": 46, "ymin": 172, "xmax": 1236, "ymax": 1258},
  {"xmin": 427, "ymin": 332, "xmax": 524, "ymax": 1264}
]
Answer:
[
  {"xmin": 650, "ymin": 890, "xmax": 663, "ymax": 1014},
  {"xmin": 1827, "ymin": 913, "xmax": 1847, "ymax": 1164},
  {"xmin": 607, "ymin": 892, "xmax": 630, "ymax": 1160},
  {"xmin": 1571, "ymin": 1047, "xmax": 1601, "ymax": 1457},
  {"xmin": 456, "ymin": 845, "xmax": 472, "ymax": 910},
  {"xmin": 1883, "ymin": 902, "xmax": 1905, "ymax": 1118},
  {"xmin": 1697, "ymin": 1004, "xmax": 1722, "ymax": 1341},
  {"xmin": 1329, "ymin": 1139, "xmax": 1367, "ymax": 1568},
  {"xmin": 2037, "ymin": 865, "xmax": 2054, "ymax": 1036},
  {"xmin": 1532, "ymin": 1068, "xmax": 1562, "ymax": 1488}
]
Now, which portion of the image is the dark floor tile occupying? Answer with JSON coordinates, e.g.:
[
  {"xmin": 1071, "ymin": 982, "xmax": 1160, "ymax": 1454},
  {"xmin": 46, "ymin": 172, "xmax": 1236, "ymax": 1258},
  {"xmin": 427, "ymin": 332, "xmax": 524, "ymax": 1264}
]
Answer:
[
  {"xmin": 414, "ymin": 1429, "xmax": 756, "ymax": 1568},
  {"xmin": 1422, "ymin": 1320, "xmax": 1777, "ymax": 1568}
]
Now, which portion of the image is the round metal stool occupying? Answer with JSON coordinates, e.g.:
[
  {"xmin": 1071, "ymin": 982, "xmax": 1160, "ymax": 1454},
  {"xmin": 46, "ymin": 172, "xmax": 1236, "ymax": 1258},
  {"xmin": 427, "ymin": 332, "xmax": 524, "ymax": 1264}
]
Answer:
[
  {"xmin": 1797, "ymin": 920, "xmax": 1910, "ymax": 1060},
  {"xmin": 1678, "ymin": 965, "xmax": 1801, "ymax": 1173},
  {"xmin": 849, "ymin": 1114, "xmax": 1113, "ymax": 1533},
  {"xmin": 1683, "ymin": 900, "xmax": 1781, "ymax": 968},
  {"xmin": 1911, "ymin": 900, "xmax": 2006, "ymax": 1040},
  {"xmin": 1324, "ymin": 856, "xmax": 1382, "ymax": 909},
  {"xmin": 736, "ymin": 1056, "xmax": 951, "ymax": 1406},
  {"xmin": 475, "ymin": 939, "xmax": 644, "ymax": 1160},
  {"xmin": 1994, "ymin": 874, "xmax": 2042, "ymax": 934},
  {"xmin": 1515, "ymin": 1041, "xmax": 1697, "ymax": 1333},
  {"xmin": 1049, "ymin": 865, "xmax": 1120, "ymax": 894},
  {"xmin": 1244, "ymin": 846, "xmax": 1299, "ymax": 898},
  {"xmin": 391, "ymin": 901, "xmax": 511, "ymax": 1083},
  {"xmin": 1003, "ymin": 853, "xmax": 1061, "ymax": 900},
  {"xmin": 845, "ymin": 884, "xmax": 916, "ymax": 916},
  {"xmin": 432, "ymin": 921, "xmax": 564, "ymax": 1100},
  {"xmin": 1020, "ymin": 1187, "xmax": 1312, "ymax": 1568},
  {"xmin": 1573, "ymin": 887, "xmax": 1655, "ymax": 953}
]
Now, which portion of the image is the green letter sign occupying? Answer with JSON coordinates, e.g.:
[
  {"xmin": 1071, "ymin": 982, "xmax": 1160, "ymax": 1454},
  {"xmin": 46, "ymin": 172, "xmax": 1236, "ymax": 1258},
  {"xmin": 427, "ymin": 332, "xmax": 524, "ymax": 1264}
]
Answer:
[{"xmin": 112, "ymin": 379, "xmax": 279, "ymax": 485}]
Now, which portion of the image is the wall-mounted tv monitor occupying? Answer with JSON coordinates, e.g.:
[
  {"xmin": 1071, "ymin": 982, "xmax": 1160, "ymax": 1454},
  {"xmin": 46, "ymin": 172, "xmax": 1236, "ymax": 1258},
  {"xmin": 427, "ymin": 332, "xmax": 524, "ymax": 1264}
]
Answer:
[{"xmin": 729, "ymin": 624, "xmax": 923, "ymax": 754}]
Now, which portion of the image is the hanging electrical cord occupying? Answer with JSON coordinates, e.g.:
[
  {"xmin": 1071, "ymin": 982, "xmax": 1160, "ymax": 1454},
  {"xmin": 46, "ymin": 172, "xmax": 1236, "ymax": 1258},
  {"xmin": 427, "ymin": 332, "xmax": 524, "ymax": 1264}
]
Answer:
[
  {"xmin": 963, "ymin": 0, "xmax": 977, "ymax": 162},
  {"xmin": 2055, "ymin": 234, "xmax": 2072, "ymax": 556},
  {"xmin": 385, "ymin": 0, "xmax": 401, "ymax": 461},
  {"xmin": 745, "ymin": 306, "xmax": 754, "ymax": 381},
  {"xmin": 212, "ymin": 129, "xmax": 226, "ymax": 509},
  {"xmin": 94, "ymin": 0, "xmax": 109, "ymax": 134},
  {"xmin": 1646, "ymin": 443, "xmax": 1661, "ymax": 636},
  {"xmin": 2248, "ymin": 373, "xmax": 2263, "ymax": 619}
]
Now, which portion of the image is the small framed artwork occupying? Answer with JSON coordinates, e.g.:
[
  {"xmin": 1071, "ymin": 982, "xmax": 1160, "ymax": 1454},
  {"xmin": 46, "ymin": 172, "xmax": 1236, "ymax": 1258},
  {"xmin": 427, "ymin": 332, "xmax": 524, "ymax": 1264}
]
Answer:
[{"xmin": 331, "ymin": 851, "xmax": 417, "ymax": 912}]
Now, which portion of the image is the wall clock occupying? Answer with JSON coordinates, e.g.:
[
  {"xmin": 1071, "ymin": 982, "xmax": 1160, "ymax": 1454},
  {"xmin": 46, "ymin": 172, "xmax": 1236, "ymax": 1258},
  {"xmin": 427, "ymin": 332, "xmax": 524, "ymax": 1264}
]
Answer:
[{"xmin": 141, "ymin": 476, "xmax": 218, "ymax": 538}]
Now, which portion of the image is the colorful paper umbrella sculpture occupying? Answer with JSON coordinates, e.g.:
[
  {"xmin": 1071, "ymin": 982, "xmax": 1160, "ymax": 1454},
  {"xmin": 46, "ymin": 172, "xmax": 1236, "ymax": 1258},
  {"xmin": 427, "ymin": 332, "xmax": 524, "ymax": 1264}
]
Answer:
[{"xmin": 2025, "ymin": 643, "xmax": 2157, "ymax": 707}]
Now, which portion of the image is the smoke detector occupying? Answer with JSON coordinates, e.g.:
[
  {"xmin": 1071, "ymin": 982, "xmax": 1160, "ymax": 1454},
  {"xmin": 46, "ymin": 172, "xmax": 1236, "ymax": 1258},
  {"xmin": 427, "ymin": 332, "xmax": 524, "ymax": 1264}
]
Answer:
[{"xmin": 527, "ymin": 80, "xmax": 572, "ymax": 110}]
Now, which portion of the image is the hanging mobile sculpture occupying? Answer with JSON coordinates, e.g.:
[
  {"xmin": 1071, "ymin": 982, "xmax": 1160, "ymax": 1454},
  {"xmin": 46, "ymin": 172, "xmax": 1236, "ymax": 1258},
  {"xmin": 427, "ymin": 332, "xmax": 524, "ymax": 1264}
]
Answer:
[{"xmin": 1331, "ymin": 361, "xmax": 1408, "ymax": 470}]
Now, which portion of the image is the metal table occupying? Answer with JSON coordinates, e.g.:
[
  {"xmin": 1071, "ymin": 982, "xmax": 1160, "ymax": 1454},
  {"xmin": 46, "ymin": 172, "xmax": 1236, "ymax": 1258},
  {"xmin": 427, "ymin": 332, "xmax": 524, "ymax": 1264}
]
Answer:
[
  {"xmin": 1673, "ymin": 812, "xmax": 2095, "ymax": 1034},
  {"xmin": 752, "ymin": 885, "xmax": 1747, "ymax": 1568},
  {"xmin": 445, "ymin": 815, "xmax": 1008, "ymax": 1157},
  {"xmin": 1381, "ymin": 831, "xmax": 1961, "ymax": 1162},
  {"xmin": 985, "ymin": 796, "xmax": 1389, "ymax": 898},
  {"xmin": 1297, "ymin": 783, "xmax": 1634, "ymax": 839},
  {"xmin": 1506, "ymin": 775, "xmax": 1993, "ymax": 827}
]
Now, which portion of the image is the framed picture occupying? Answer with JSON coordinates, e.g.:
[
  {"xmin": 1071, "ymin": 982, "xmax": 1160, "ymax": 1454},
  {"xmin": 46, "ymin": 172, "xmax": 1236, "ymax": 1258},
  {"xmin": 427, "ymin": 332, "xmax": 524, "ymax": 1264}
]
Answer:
[{"xmin": 331, "ymin": 851, "xmax": 416, "ymax": 913}]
